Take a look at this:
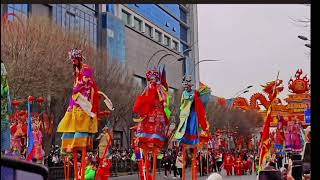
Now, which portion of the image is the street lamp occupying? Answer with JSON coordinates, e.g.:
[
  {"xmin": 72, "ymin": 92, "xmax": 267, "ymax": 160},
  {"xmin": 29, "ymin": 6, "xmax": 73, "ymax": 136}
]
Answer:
[
  {"xmin": 298, "ymin": 35, "xmax": 311, "ymax": 48},
  {"xmin": 298, "ymin": 35, "xmax": 309, "ymax": 41},
  {"xmin": 146, "ymin": 49, "xmax": 168, "ymax": 70},
  {"xmin": 232, "ymin": 85, "xmax": 253, "ymax": 98}
]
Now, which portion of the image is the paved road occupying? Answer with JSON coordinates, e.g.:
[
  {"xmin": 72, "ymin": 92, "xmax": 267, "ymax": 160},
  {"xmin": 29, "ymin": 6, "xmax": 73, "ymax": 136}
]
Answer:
[{"xmin": 110, "ymin": 169, "xmax": 257, "ymax": 180}]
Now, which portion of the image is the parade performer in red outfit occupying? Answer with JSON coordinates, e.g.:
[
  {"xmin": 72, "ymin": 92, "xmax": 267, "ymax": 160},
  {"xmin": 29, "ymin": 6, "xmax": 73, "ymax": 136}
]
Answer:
[
  {"xmin": 224, "ymin": 152, "xmax": 234, "ymax": 176},
  {"xmin": 234, "ymin": 155, "xmax": 243, "ymax": 176},
  {"xmin": 96, "ymin": 126, "xmax": 112, "ymax": 180},
  {"xmin": 133, "ymin": 66, "xmax": 171, "ymax": 180}
]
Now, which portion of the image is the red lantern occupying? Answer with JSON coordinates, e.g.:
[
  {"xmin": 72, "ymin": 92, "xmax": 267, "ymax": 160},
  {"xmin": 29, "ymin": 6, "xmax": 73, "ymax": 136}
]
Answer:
[
  {"xmin": 28, "ymin": 96, "xmax": 35, "ymax": 103},
  {"xmin": 37, "ymin": 97, "xmax": 44, "ymax": 105},
  {"xmin": 12, "ymin": 100, "xmax": 20, "ymax": 108}
]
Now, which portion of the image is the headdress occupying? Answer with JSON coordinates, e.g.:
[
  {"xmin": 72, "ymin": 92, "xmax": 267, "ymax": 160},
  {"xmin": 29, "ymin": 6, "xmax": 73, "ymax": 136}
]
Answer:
[
  {"xmin": 182, "ymin": 75, "xmax": 193, "ymax": 88},
  {"xmin": 146, "ymin": 66, "xmax": 160, "ymax": 81},
  {"xmin": 68, "ymin": 49, "xmax": 83, "ymax": 62}
]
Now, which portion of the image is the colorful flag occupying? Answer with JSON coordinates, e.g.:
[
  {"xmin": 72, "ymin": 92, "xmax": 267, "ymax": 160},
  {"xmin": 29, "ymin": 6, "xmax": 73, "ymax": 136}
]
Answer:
[
  {"xmin": 258, "ymin": 105, "xmax": 272, "ymax": 169},
  {"xmin": 26, "ymin": 102, "xmax": 35, "ymax": 161},
  {"xmin": 259, "ymin": 74, "xmax": 280, "ymax": 169}
]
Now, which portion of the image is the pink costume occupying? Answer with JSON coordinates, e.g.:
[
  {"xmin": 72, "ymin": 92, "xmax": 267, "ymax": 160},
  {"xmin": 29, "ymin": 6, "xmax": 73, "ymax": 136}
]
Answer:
[
  {"xmin": 33, "ymin": 129, "xmax": 45, "ymax": 160},
  {"xmin": 291, "ymin": 123, "xmax": 302, "ymax": 153},
  {"xmin": 284, "ymin": 125, "xmax": 292, "ymax": 151}
]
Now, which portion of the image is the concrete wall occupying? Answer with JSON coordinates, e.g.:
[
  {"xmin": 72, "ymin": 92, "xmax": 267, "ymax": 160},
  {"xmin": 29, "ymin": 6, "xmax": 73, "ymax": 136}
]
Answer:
[
  {"xmin": 31, "ymin": 4, "xmax": 51, "ymax": 17},
  {"xmin": 125, "ymin": 26, "xmax": 184, "ymax": 89}
]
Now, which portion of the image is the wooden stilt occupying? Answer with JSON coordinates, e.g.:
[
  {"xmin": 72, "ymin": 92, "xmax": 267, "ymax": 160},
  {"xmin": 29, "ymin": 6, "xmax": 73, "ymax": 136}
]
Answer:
[
  {"xmin": 192, "ymin": 147, "xmax": 198, "ymax": 180},
  {"xmin": 73, "ymin": 150, "xmax": 79, "ymax": 180},
  {"xmin": 152, "ymin": 151, "xmax": 157, "ymax": 180},
  {"xmin": 64, "ymin": 156, "xmax": 67, "ymax": 180},
  {"xmin": 67, "ymin": 156, "xmax": 70, "ymax": 180},
  {"xmin": 81, "ymin": 147, "xmax": 86, "ymax": 180},
  {"xmin": 182, "ymin": 145, "xmax": 186, "ymax": 180},
  {"xmin": 145, "ymin": 152, "xmax": 151, "ymax": 180}
]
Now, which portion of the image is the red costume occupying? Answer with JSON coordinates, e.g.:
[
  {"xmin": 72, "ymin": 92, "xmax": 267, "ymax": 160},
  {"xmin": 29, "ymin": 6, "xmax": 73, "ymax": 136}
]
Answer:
[
  {"xmin": 247, "ymin": 158, "xmax": 253, "ymax": 175},
  {"xmin": 234, "ymin": 156, "xmax": 243, "ymax": 176},
  {"xmin": 223, "ymin": 153, "xmax": 234, "ymax": 176}
]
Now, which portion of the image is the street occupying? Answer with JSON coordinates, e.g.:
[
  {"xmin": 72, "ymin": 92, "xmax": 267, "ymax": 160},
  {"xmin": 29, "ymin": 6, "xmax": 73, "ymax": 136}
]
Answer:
[{"xmin": 110, "ymin": 169, "xmax": 257, "ymax": 180}]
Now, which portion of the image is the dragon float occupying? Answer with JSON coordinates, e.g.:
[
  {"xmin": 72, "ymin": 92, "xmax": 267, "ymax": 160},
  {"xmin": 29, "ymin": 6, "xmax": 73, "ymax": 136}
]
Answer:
[
  {"xmin": 232, "ymin": 69, "xmax": 310, "ymax": 127},
  {"xmin": 232, "ymin": 79, "xmax": 284, "ymax": 110}
]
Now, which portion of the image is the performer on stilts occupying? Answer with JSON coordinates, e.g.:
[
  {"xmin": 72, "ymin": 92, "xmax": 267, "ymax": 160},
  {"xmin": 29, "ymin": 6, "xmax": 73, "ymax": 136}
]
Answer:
[
  {"xmin": 57, "ymin": 49, "xmax": 113, "ymax": 180},
  {"xmin": 133, "ymin": 66, "xmax": 171, "ymax": 180},
  {"xmin": 173, "ymin": 76, "xmax": 211, "ymax": 180}
]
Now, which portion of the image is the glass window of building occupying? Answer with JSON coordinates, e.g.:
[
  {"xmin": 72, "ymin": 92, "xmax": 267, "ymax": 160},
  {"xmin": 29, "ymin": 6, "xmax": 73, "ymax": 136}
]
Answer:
[
  {"xmin": 145, "ymin": 23, "xmax": 153, "ymax": 38},
  {"xmin": 155, "ymin": 30, "xmax": 162, "ymax": 43},
  {"xmin": 122, "ymin": 10, "xmax": 131, "ymax": 26},
  {"xmin": 180, "ymin": 25, "xmax": 188, "ymax": 42},
  {"xmin": 7, "ymin": 4, "xmax": 29, "ymax": 21},
  {"xmin": 134, "ymin": 17, "xmax": 142, "ymax": 31},
  {"xmin": 164, "ymin": 35, "xmax": 170, "ymax": 47},
  {"xmin": 52, "ymin": 4, "xmax": 97, "ymax": 46},
  {"xmin": 180, "ymin": 9, "xmax": 187, "ymax": 23},
  {"xmin": 172, "ymin": 40, "xmax": 179, "ymax": 51}
]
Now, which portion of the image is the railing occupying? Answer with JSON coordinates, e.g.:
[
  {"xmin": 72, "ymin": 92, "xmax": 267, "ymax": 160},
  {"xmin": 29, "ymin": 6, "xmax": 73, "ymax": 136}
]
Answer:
[{"xmin": 48, "ymin": 158, "xmax": 164, "ymax": 179}]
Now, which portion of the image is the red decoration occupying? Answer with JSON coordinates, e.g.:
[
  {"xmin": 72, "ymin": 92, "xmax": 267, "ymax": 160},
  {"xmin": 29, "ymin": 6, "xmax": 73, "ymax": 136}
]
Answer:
[
  {"xmin": 28, "ymin": 96, "xmax": 35, "ymax": 103},
  {"xmin": 12, "ymin": 100, "xmax": 20, "ymax": 108},
  {"xmin": 288, "ymin": 69, "xmax": 310, "ymax": 94},
  {"xmin": 37, "ymin": 97, "xmax": 44, "ymax": 105},
  {"xmin": 18, "ymin": 111, "xmax": 27, "ymax": 117}
]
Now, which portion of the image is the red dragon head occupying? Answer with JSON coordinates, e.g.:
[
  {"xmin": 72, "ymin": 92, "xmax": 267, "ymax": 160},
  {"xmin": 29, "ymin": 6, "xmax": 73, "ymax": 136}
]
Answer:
[{"xmin": 261, "ymin": 79, "xmax": 284, "ymax": 100}]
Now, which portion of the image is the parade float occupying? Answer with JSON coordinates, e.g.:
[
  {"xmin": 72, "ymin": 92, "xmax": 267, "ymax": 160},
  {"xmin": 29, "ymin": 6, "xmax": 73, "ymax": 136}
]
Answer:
[{"xmin": 232, "ymin": 69, "xmax": 310, "ymax": 128}]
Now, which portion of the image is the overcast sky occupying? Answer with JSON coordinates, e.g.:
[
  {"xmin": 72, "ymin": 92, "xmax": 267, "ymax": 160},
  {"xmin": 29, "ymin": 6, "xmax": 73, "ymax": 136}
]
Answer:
[{"xmin": 197, "ymin": 4, "xmax": 310, "ymax": 101}]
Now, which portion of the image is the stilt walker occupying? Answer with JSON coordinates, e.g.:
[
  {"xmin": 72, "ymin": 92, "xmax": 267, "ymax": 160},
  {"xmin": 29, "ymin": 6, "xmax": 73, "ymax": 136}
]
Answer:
[
  {"xmin": 133, "ymin": 66, "xmax": 171, "ymax": 180},
  {"xmin": 57, "ymin": 49, "xmax": 113, "ymax": 180},
  {"xmin": 174, "ymin": 76, "xmax": 212, "ymax": 180}
]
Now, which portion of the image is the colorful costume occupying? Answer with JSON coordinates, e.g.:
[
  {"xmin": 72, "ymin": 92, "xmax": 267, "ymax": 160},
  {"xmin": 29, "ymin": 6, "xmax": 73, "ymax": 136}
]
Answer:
[
  {"xmin": 33, "ymin": 118, "xmax": 45, "ymax": 161},
  {"xmin": 133, "ymin": 66, "xmax": 171, "ymax": 180},
  {"xmin": 1, "ymin": 62, "xmax": 11, "ymax": 152},
  {"xmin": 284, "ymin": 125, "xmax": 293, "ymax": 152},
  {"xmin": 291, "ymin": 122, "xmax": 303, "ymax": 153},
  {"xmin": 133, "ymin": 67, "xmax": 171, "ymax": 150},
  {"xmin": 173, "ymin": 76, "xmax": 211, "ymax": 180},
  {"xmin": 174, "ymin": 79, "xmax": 210, "ymax": 145},
  {"xmin": 57, "ymin": 49, "xmax": 113, "ymax": 180},
  {"xmin": 57, "ymin": 63, "xmax": 100, "ymax": 150},
  {"xmin": 274, "ymin": 117, "xmax": 285, "ymax": 151}
]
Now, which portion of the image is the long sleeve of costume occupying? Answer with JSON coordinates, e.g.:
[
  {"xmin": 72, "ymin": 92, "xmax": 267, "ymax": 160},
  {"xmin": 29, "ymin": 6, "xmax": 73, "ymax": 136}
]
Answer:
[{"xmin": 194, "ymin": 91, "xmax": 208, "ymax": 131}]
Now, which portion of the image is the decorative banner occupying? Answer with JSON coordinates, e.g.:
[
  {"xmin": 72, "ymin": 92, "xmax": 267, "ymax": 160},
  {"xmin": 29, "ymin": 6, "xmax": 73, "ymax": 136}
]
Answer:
[{"xmin": 304, "ymin": 108, "xmax": 311, "ymax": 124}]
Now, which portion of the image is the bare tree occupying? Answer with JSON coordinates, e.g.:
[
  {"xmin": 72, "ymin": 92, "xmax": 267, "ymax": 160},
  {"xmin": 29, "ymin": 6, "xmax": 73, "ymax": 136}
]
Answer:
[
  {"xmin": 1, "ymin": 16, "xmax": 141, "ymax": 150},
  {"xmin": 207, "ymin": 100, "xmax": 263, "ymax": 145}
]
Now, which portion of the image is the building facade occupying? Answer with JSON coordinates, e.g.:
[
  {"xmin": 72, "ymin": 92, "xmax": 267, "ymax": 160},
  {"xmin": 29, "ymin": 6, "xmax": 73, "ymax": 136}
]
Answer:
[
  {"xmin": 1, "ymin": 4, "xmax": 200, "ymax": 148},
  {"xmin": 102, "ymin": 4, "xmax": 200, "ymax": 88}
]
